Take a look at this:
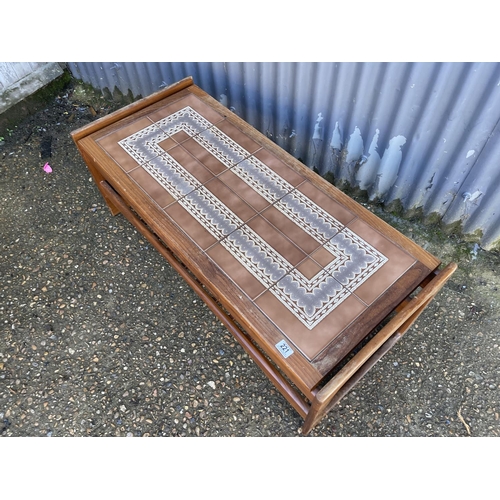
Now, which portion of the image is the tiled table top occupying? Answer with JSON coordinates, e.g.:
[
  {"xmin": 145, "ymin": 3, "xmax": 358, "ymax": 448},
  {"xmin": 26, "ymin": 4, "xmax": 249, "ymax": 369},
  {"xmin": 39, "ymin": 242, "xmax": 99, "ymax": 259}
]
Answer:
[{"xmin": 83, "ymin": 88, "xmax": 439, "ymax": 386}]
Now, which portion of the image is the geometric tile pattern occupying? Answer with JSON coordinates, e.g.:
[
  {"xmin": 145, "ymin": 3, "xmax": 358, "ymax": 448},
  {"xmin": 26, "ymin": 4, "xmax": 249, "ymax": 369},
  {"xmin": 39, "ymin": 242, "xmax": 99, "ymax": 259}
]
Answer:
[{"xmin": 118, "ymin": 106, "xmax": 388, "ymax": 330}]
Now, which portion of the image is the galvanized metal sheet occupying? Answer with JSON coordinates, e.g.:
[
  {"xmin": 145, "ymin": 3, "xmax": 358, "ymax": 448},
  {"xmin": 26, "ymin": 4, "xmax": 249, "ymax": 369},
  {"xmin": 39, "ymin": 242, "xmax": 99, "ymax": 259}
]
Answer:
[{"xmin": 67, "ymin": 62, "xmax": 500, "ymax": 250}]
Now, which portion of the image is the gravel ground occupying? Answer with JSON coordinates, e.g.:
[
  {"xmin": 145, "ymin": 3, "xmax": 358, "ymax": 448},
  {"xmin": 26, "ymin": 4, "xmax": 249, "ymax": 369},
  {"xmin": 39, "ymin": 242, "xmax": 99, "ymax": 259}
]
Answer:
[{"xmin": 1, "ymin": 76, "xmax": 500, "ymax": 438}]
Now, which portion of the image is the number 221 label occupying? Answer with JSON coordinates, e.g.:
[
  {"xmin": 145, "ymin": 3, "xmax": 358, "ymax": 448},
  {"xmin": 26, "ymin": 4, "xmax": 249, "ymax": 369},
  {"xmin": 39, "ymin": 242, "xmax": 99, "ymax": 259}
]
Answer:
[{"xmin": 275, "ymin": 339, "xmax": 294, "ymax": 358}]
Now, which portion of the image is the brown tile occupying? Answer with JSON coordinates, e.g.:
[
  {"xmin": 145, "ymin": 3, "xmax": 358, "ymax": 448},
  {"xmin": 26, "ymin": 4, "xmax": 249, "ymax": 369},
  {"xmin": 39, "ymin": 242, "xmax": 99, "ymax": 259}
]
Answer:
[
  {"xmin": 298, "ymin": 182, "xmax": 357, "ymax": 226},
  {"xmin": 310, "ymin": 246, "xmax": 337, "ymax": 267},
  {"xmin": 167, "ymin": 146, "xmax": 215, "ymax": 184},
  {"xmin": 345, "ymin": 218, "xmax": 416, "ymax": 304},
  {"xmin": 261, "ymin": 206, "xmax": 321, "ymax": 254},
  {"xmin": 247, "ymin": 216, "xmax": 306, "ymax": 267},
  {"xmin": 218, "ymin": 170, "xmax": 270, "ymax": 212},
  {"xmin": 171, "ymin": 130, "xmax": 191, "ymax": 144},
  {"xmin": 207, "ymin": 244, "xmax": 266, "ymax": 300},
  {"xmin": 128, "ymin": 167, "xmax": 175, "ymax": 208},
  {"xmin": 203, "ymin": 178, "xmax": 256, "ymax": 222},
  {"xmin": 255, "ymin": 291, "xmax": 366, "ymax": 360},
  {"xmin": 148, "ymin": 93, "xmax": 225, "ymax": 126},
  {"xmin": 215, "ymin": 120, "xmax": 261, "ymax": 154},
  {"xmin": 181, "ymin": 138, "xmax": 228, "ymax": 175},
  {"xmin": 253, "ymin": 149, "xmax": 305, "ymax": 186},
  {"xmin": 96, "ymin": 117, "xmax": 157, "ymax": 172},
  {"xmin": 165, "ymin": 203, "xmax": 217, "ymax": 250},
  {"xmin": 296, "ymin": 258, "xmax": 322, "ymax": 280},
  {"xmin": 157, "ymin": 137, "xmax": 177, "ymax": 153}
]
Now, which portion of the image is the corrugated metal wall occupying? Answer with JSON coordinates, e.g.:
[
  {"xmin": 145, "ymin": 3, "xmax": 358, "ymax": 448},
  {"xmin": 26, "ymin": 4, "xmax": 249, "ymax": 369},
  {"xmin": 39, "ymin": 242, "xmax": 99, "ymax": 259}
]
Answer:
[{"xmin": 67, "ymin": 62, "xmax": 500, "ymax": 250}]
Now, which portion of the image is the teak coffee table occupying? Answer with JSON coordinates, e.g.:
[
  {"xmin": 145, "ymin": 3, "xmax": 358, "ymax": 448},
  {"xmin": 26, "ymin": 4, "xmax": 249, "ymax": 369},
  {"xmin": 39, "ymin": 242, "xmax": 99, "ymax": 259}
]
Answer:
[{"xmin": 72, "ymin": 77, "xmax": 457, "ymax": 434}]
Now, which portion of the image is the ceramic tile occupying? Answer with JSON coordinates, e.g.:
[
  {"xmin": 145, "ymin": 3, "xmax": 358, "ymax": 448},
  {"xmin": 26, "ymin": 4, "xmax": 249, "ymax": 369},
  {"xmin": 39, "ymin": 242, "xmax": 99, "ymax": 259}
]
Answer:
[
  {"xmin": 167, "ymin": 145, "xmax": 215, "ymax": 185},
  {"xmin": 207, "ymin": 243, "xmax": 266, "ymax": 300},
  {"xmin": 262, "ymin": 245, "xmax": 351, "ymax": 332},
  {"xmin": 180, "ymin": 138, "xmax": 229, "ymax": 175},
  {"xmin": 156, "ymin": 137, "xmax": 177, "ymax": 153},
  {"xmin": 298, "ymin": 182, "xmax": 357, "ymax": 227},
  {"xmin": 273, "ymin": 190, "xmax": 345, "ymax": 243},
  {"xmin": 214, "ymin": 120, "xmax": 261, "ymax": 155},
  {"xmin": 181, "ymin": 188, "xmax": 242, "ymax": 241},
  {"xmin": 116, "ymin": 121, "xmax": 173, "ymax": 165},
  {"xmin": 310, "ymin": 246, "xmax": 337, "ymax": 267},
  {"xmin": 343, "ymin": 218, "xmax": 416, "ymax": 304},
  {"xmin": 195, "ymin": 126, "xmax": 254, "ymax": 167},
  {"xmin": 323, "ymin": 226, "xmax": 388, "ymax": 296},
  {"xmin": 296, "ymin": 258, "xmax": 323, "ymax": 280},
  {"xmin": 165, "ymin": 203, "xmax": 217, "ymax": 250},
  {"xmin": 97, "ymin": 117, "xmax": 160, "ymax": 172},
  {"xmin": 218, "ymin": 170, "xmax": 270, "ymax": 212},
  {"xmin": 138, "ymin": 155, "xmax": 199, "ymax": 201},
  {"xmin": 260, "ymin": 205, "xmax": 321, "ymax": 255},
  {"xmin": 202, "ymin": 178, "xmax": 257, "ymax": 223},
  {"xmin": 170, "ymin": 130, "xmax": 191, "ymax": 144},
  {"xmin": 253, "ymin": 149, "xmax": 305, "ymax": 187},
  {"xmin": 255, "ymin": 290, "xmax": 366, "ymax": 359},
  {"xmin": 128, "ymin": 167, "xmax": 176, "ymax": 208},
  {"xmin": 148, "ymin": 93, "xmax": 225, "ymax": 127},
  {"xmin": 247, "ymin": 216, "xmax": 307, "ymax": 267},
  {"xmin": 230, "ymin": 156, "xmax": 294, "ymax": 203},
  {"xmin": 152, "ymin": 109, "xmax": 213, "ymax": 138}
]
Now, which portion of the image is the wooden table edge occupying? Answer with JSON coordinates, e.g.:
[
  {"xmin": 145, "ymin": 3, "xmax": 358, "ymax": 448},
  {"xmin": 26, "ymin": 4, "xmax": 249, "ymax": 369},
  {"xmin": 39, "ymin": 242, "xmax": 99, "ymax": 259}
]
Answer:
[{"xmin": 70, "ymin": 76, "xmax": 195, "ymax": 143}]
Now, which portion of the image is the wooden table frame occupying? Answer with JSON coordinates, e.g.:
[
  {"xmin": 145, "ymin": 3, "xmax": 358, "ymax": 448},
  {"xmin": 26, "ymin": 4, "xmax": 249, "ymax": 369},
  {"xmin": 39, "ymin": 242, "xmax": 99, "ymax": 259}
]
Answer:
[{"xmin": 71, "ymin": 77, "xmax": 457, "ymax": 435}]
